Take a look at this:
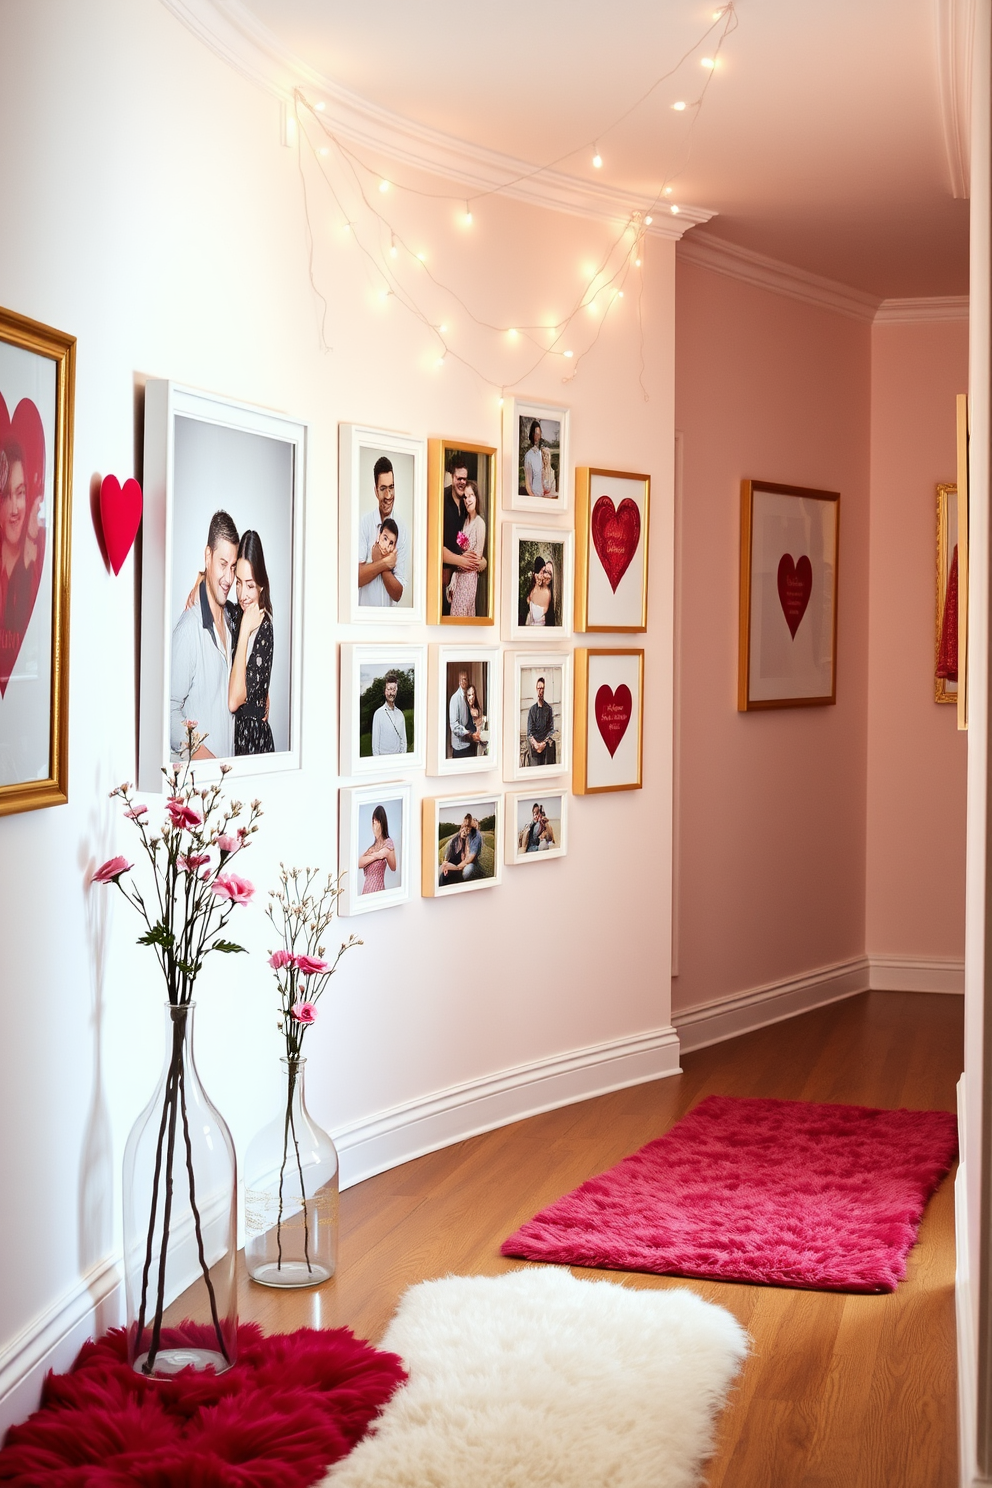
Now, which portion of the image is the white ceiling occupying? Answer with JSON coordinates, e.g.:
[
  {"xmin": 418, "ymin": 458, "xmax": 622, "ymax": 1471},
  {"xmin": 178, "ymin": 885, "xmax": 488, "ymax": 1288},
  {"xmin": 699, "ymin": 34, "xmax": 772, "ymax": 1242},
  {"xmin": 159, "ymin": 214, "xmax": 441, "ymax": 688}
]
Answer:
[{"xmin": 219, "ymin": 0, "xmax": 971, "ymax": 297}]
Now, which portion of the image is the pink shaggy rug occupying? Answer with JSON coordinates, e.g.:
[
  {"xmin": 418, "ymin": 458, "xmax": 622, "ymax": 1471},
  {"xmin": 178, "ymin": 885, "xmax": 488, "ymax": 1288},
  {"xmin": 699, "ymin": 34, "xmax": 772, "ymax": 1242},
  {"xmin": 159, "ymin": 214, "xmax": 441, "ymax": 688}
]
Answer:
[
  {"xmin": 0, "ymin": 1322, "xmax": 406, "ymax": 1487},
  {"xmin": 502, "ymin": 1095, "xmax": 959, "ymax": 1293}
]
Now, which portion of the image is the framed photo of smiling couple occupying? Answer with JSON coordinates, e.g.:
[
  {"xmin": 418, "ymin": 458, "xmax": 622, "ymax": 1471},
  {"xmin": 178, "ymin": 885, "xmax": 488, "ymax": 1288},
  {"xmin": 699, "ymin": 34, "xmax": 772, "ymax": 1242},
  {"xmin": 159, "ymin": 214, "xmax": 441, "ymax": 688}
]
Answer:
[{"xmin": 339, "ymin": 424, "xmax": 427, "ymax": 627}]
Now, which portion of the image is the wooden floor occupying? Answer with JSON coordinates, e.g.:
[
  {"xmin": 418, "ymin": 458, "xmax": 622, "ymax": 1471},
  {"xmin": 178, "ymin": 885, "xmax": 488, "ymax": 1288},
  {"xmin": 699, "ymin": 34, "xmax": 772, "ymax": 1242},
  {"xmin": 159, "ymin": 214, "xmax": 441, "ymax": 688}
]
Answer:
[{"xmin": 178, "ymin": 990, "xmax": 964, "ymax": 1486}]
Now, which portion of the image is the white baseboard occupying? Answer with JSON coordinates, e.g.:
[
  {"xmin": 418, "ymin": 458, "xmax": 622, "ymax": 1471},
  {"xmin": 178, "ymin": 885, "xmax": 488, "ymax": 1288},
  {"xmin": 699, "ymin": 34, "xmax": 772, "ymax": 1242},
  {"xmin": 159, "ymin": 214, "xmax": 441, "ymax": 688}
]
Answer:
[
  {"xmin": 674, "ymin": 957, "xmax": 870, "ymax": 1053},
  {"xmin": 334, "ymin": 1026, "xmax": 683, "ymax": 1189},
  {"xmin": 0, "ymin": 1258, "xmax": 121, "ymax": 1441},
  {"xmin": 869, "ymin": 955, "xmax": 965, "ymax": 994}
]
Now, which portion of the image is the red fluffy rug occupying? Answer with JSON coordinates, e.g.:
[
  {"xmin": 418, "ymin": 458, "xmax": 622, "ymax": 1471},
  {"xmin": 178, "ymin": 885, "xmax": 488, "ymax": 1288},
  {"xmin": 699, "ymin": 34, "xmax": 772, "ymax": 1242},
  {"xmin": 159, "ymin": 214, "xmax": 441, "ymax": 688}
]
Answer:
[
  {"xmin": 0, "ymin": 1322, "xmax": 405, "ymax": 1487},
  {"xmin": 502, "ymin": 1095, "xmax": 959, "ymax": 1293}
]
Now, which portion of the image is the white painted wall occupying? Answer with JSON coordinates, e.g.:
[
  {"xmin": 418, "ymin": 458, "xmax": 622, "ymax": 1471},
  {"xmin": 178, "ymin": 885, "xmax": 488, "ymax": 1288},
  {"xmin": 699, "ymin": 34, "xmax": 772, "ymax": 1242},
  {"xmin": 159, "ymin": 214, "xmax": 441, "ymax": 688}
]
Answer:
[{"xmin": 0, "ymin": 0, "xmax": 677, "ymax": 1426}]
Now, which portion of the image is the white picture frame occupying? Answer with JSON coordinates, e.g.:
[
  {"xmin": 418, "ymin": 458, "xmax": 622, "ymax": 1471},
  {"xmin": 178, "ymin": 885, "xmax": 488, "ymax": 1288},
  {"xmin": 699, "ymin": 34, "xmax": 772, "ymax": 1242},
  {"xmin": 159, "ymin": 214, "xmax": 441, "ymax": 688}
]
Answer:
[
  {"xmin": 428, "ymin": 645, "xmax": 501, "ymax": 777},
  {"xmin": 339, "ymin": 643, "xmax": 426, "ymax": 777},
  {"xmin": 503, "ymin": 397, "xmax": 570, "ymax": 514},
  {"xmin": 339, "ymin": 782, "xmax": 413, "ymax": 916},
  {"xmin": 339, "ymin": 424, "xmax": 427, "ymax": 626},
  {"xmin": 504, "ymin": 524, "xmax": 574, "ymax": 641},
  {"xmin": 503, "ymin": 650, "xmax": 572, "ymax": 782},
  {"xmin": 422, "ymin": 792, "xmax": 503, "ymax": 897},
  {"xmin": 139, "ymin": 380, "xmax": 305, "ymax": 791},
  {"xmin": 505, "ymin": 789, "xmax": 569, "ymax": 865}
]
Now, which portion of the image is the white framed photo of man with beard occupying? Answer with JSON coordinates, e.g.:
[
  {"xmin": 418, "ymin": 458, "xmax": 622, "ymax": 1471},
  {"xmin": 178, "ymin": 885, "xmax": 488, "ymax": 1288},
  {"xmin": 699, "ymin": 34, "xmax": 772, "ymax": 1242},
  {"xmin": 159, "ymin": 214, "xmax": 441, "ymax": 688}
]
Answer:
[
  {"xmin": 339, "ymin": 782, "xmax": 412, "ymax": 916},
  {"xmin": 503, "ymin": 651, "xmax": 571, "ymax": 783},
  {"xmin": 428, "ymin": 645, "xmax": 500, "ymax": 777},
  {"xmin": 339, "ymin": 424, "xmax": 426, "ymax": 626},
  {"xmin": 422, "ymin": 793, "xmax": 502, "ymax": 898},
  {"xmin": 339, "ymin": 643, "xmax": 426, "ymax": 777},
  {"xmin": 504, "ymin": 525, "xmax": 574, "ymax": 641},
  {"xmin": 138, "ymin": 381, "xmax": 305, "ymax": 791},
  {"xmin": 505, "ymin": 790, "xmax": 569, "ymax": 866}
]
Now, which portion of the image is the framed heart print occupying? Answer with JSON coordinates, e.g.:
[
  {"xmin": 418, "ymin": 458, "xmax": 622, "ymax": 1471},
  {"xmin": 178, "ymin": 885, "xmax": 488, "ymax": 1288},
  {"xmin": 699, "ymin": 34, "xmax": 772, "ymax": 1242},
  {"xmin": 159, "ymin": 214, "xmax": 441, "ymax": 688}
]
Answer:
[
  {"xmin": 738, "ymin": 478, "xmax": 839, "ymax": 711},
  {"xmin": 575, "ymin": 468, "xmax": 649, "ymax": 632},
  {"xmin": 573, "ymin": 649, "xmax": 643, "ymax": 794},
  {"xmin": 0, "ymin": 306, "xmax": 74, "ymax": 817}
]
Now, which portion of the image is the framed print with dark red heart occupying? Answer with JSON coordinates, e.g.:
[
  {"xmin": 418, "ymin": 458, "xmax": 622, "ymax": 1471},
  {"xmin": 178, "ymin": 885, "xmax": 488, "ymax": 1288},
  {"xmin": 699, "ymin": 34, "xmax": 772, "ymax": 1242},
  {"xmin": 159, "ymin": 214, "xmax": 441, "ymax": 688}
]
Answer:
[
  {"xmin": 573, "ymin": 648, "xmax": 643, "ymax": 794},
  {"xmin": 574, "ymin": 468, "xmax": 649, "ymax": 633},
  {"xmin": 738, "ymin": 479, "xmax": 839, "ymax": 711},
  {"xmin": 0, "ymin": 306, "xmax": 74, "ymax": 818}
]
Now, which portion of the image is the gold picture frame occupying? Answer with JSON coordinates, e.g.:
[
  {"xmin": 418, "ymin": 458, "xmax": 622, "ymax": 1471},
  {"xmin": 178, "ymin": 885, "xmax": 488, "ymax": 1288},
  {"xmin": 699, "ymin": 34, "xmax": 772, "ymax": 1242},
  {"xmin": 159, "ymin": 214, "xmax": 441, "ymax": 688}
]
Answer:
[
  {"xmin": 427, "ymin": 438, "xmax": 497, "ymax": 625},
  {"xmin": 572, "ymin": 647, "xmax": 644, "ymax": 794},
  {"xmin": 935, "ymin": 482, "xmax": 958, "ymax": 705},
  {"xmin": 574, "ymin": 467, "xmax": 650, "ymax": 633},
  {"xmin": 956, "ymin": 393, "xmax": 969, "ymax": 731},
  {"xmin": 738, "ymin": 478, "xmax": 839, "ymax": 711},
  {"xmin": 0, "ymin": 306, "xmax": 74, "ymax": 817}
]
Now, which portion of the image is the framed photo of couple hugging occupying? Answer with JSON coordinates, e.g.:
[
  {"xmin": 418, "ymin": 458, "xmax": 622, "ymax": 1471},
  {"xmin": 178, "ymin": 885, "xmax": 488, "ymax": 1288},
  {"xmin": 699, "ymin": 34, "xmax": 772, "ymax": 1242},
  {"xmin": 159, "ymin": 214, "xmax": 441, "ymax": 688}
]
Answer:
[
  {"xmin": 139, "ymin": 382, "xmax": 305, "ymax": 790},
  {"xmin": 426, "ymin": 438, "xmax": 497, "ymax": 626}
]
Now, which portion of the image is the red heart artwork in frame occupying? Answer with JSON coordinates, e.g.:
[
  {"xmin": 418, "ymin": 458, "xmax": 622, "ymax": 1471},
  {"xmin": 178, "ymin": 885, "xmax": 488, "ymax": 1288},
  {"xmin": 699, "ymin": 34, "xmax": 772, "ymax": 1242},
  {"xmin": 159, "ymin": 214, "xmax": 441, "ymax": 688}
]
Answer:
[
  {"xmin": 99, "ymin": 475, "xmax": 143, "ymax": 576},
  {"xmin": 595, "ymin": 684, "xmax": 633, "ymax": 757},
  {"xmin": 591, "ymin": 495, "xmax": 641, "ymax": 593},
  {"xmin": 0, "ymin": 394, "xmax": 47, "ymax": 697},
  {"xmin": 777, "ymin": 553, "xmax": 813, "ymax": 639}
]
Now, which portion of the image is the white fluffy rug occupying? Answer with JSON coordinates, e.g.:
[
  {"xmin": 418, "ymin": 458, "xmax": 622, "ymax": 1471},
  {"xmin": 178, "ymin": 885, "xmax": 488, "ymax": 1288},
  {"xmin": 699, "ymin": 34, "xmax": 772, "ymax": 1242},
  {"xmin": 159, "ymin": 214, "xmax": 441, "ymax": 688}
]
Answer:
[{"xmin": 322, "ymin": 1266, "xmax": 749, "ymax": 1488}]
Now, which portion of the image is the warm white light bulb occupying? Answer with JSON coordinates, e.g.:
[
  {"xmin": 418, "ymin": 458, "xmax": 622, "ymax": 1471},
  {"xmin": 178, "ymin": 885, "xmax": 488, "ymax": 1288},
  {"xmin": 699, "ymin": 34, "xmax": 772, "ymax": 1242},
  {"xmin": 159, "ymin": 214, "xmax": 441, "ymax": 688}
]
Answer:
[
  {"xmin": 663, "ymin": 186, "xmax": 673, "ymax": 195},
  {"xmin": 618, "ymin": 290, "xmax": 624, "ymax": 298},
  {"xmin": 701, "ymin": 57, "xmax": 715, "ymax": 68},
  {"xmin": 670, "ymin": 204, "xmax": 680, "ymax": 214},
  {"xmin": 315, "ymin": 101, "xmax": 326, "ymax": 112},
  {"xmin": 508, "ymin": 327, "xmax": 518, "ymax": 338},
  {"xmin": 645, "ymin": 215, "xmax": 653, "ymax": 225},
  {"xmin": 672, "ymin": 101, "xmax": 687, "ymax": 111},
  {"xmin": 635, "ymin": 257, "xmax": 642, "ymax": 267},
  {"xmin": 390, "ymin": 240, "xmax": 398, "ymax": 258},
  {"xmin": 564, "ymin": 350, "xmax": 574, "ymax": 358},
  {"xmin": 416, "ymin": 251, "xmax": 426, "ymax": 261},
  {"xmin": 463, "ymin": 211, "xmax": 473, "ymax": 225},
  {"xmin": 379, "ymin": 180, "xmax": 390, "ymax": 193},
  {"xmin": 318, "ymin": 146, "xmax": 329, "ymax": 157},
  {"xmin": 439, "ymin": 324, "xmax": 448, "ymax": 334},
  {"xmin": 592, "ymin": 151, "xmax": 603, "ymax": 169}
]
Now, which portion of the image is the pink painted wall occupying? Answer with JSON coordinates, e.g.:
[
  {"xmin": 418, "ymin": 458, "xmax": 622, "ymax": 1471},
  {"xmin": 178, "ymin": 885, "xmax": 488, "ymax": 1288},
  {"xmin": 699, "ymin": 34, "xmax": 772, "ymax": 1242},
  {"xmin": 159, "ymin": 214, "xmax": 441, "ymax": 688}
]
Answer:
[
  {"xmin": 673, "ymin": 259, "xmax": 871, "ymax": 1013},
  {"xmin": 865, "ymin": 320, "xmax": 968, "ymax": 961}
]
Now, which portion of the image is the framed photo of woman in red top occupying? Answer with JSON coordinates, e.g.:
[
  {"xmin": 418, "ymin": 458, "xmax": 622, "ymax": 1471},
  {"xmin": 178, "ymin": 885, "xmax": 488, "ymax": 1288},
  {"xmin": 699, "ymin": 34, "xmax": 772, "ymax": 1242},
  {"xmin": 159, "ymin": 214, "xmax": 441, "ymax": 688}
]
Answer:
[{"xmin": 0, "ymin": 306, "xmax": 74, "ymax": 818}]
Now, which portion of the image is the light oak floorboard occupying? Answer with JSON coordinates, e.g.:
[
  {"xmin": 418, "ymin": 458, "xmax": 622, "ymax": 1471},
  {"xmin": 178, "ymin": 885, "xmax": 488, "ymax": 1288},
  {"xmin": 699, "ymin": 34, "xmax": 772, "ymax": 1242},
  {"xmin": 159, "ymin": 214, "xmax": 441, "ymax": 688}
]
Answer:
[{"xmin": 168, "ymin": 990, "xmax": 962, "ymax": 1486}]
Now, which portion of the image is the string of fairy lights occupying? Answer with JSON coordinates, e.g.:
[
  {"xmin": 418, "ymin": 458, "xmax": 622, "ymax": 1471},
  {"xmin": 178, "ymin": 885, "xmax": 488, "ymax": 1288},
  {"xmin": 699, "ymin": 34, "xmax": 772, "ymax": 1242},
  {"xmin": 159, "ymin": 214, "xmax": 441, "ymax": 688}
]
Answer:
[{"xmin": 292, "ymin": 3, "xmax": 738, "ymax": 398}]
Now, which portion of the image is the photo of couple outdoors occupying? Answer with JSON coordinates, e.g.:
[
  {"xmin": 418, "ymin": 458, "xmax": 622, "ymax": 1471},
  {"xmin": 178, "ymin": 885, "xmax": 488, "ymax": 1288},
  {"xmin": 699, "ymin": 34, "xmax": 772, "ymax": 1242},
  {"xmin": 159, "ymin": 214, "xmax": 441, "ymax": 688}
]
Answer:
[
  {"xmin": 447, "ymin": 664, "xmax": 488, "ymax": 760},
  {"xmin": 518, "ymin": 415, "xmax": 561, "ymax": 502},
  {"xmin": 357, "ymin": 449, "xmax": 413, "ymax": 610},
  {"xmin": 359, "ymin": 666, "xmax": 415, "ymax": 758},
  {"xmin": 518, "ymin": 539, "xmax": 564, "ymax": 629},
  {"xmin": 437, "ymin": 802, "xmax": 497, "ymax": 887},
  {"xmin": 441, "ymin": 451, "xmax": 490, "ymax": 618},
  {"xmin": 0, "ymin": 394, "xmax": 47, "ymax": 696},
  {"xmin": 517, "ymin": 798, "xmax": 560, "ymax": 854}
]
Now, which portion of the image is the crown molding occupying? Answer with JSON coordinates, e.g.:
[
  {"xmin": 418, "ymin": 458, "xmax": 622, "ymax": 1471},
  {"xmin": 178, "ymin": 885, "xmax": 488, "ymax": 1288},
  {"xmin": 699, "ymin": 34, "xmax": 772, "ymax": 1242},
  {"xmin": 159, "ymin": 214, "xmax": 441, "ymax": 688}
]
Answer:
[
  {"xmin": 874, "ymin": 295, "xmax": 970, "ymax": 322},
  {"xmin": 159, "ymin": 0, "xmax": 716, "ymax": 238},
  {"xmin": 676, "ymin": 231, "xmax": 881, "ymax": 321},
  {"xmin": 935, "ymin": 0, "xmax": 975, "ymax": 199}
]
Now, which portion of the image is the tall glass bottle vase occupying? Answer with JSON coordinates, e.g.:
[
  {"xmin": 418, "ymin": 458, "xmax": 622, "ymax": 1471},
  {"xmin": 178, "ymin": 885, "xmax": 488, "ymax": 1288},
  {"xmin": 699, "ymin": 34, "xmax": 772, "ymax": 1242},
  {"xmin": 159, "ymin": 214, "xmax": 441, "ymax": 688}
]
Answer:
[
  {"xmin": 122, "ymin": 1003, "xmax": 238, "ymax": 1376},
  {"xmin": 244, "ymin": 1058, "xmax": 339, "ymax": 1287}
]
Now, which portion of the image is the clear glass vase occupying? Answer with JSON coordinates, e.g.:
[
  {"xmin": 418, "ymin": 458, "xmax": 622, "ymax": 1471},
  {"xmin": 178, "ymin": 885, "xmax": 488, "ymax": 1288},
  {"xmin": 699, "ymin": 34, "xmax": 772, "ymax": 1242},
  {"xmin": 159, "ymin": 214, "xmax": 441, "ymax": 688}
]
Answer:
[
  {"xmin": 122, "ymin": 1003, "xmax": 238, "ymax": 1376},
  {"xmin": 244, "ymin": 1057, "xmax": 339, "ymax": 1287}
]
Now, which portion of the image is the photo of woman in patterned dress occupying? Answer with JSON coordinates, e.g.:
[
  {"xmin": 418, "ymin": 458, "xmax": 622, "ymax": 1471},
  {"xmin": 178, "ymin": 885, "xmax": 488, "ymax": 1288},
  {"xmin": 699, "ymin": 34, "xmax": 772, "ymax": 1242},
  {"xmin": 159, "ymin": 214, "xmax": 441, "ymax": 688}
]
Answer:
[
  {"xmin": 228, "ymin": 529, "xmax": 275, "ymax": 756},
  {"xmin": 358, "ymin": 803, "xmax": 397, "ymax": 895}
]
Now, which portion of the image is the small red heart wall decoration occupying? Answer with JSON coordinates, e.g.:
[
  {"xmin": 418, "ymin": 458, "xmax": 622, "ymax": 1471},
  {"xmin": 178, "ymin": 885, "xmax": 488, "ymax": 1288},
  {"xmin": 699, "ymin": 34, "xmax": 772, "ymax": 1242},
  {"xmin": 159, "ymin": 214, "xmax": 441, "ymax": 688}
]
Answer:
[
  {"xmin": 99, "ymin": 475, "xmax": 143, "ymax": 576},
  {"xmin": 776, "ymin": 553, "xmax": 813, "ymax": 639},
  {"xmin": 595, "ymin": 684, "xmax": 633, "ymax": 757},
  {"xmin": 591, "ymin": 496, "xmax": 641, "ymax": 593}
]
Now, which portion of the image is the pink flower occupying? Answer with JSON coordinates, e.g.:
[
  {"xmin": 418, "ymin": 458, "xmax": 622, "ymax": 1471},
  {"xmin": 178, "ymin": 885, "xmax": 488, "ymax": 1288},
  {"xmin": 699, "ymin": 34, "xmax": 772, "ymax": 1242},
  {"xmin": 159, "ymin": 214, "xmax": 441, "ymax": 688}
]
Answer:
[
  {"xmin": 269, "ymin": 949, "xmax": 294, "ymax": 970},
  {"xmin": 291, "ymin": 1001, "xmax": 317, "ymax": 1024},
  {"xmin": 183, "ymin": 719, "xmax": 198, "ymax": 730},
  {"xmin": 92, "ymin": 855, "xmax": 132, "ymax": 884},
  {"xmin": 294, "ymin": 954, "xmax": 328, "ymax": 977},
  {"xmin": 210, "ymin": 873, "xmax": 254, "ymax": 905},
  {"xmin": 124, "ymin": 804, "xmax": 148, "ymax": 820},
  {"xmin": 178, "ymin": 852, "xmax": 211, "ymax": 873},
  {"xmin": 216, "ymin": 834, "xmax": 240, "ymax": 855},
  {"xmin": 166, "ymin": 797, "xmax": 203, "ymax": 831},
  {"xmin": 456, "ymin": 530, "xmax": 470, "ymax": 551}
]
